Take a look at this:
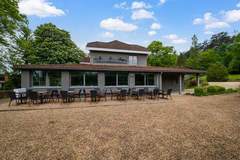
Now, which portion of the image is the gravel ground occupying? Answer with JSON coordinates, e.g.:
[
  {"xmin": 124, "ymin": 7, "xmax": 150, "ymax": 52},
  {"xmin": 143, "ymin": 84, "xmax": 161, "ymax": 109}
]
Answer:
[{"xmin": 0, "ymin": 94, "xmax": 240, "ymax": 160}]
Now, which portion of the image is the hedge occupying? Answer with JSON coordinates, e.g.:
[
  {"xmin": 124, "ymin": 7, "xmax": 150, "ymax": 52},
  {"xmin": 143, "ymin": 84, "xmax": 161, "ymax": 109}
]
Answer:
[{"xmin": 194, "ymin": 86, "xmax": 237, "ymax": 96}]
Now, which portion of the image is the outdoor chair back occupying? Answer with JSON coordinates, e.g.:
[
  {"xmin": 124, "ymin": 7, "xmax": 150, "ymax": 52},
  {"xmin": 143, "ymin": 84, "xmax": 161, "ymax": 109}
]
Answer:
[
  {"xmin": 90, "ymin": 90, "xmax": 98, "ymax": 102},
  {"xmin": 29, "ymin": 91, "xmax": 39, "ymax": 104},
  {"xmin": 8, "ymin": 91, "xmax": 17, "ymax": 106}
]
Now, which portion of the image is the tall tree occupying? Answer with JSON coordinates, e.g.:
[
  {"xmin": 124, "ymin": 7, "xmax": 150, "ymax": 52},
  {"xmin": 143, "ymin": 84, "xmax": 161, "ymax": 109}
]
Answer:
[
  {"xmin": 31, "ymin": 23, "xmax": 85, "ymax": 64},
  {"xmin": 0, "ymin": 0, "xmax": 26, "ymax": 46},
  {"xmin": 191, "ymin": 34, "xmax": 198, "ymax": 49},
  {"xmin": 147, "ymin": 41, "xmax": 177, "ymax": 67}
]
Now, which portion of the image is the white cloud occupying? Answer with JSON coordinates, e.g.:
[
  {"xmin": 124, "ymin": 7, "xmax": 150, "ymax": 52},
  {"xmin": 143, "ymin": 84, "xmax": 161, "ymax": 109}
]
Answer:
[
  {"xmin": 131, "ymin": 1, "xmax": 151, "ymax": 9},
  {"xmin": 114, "ymin": 2, "xmax": 128, "ymax": 9},
  {"xmin": 102, "ymin": 32, "xmax": 114, "ymax": 38},
  {"xmin": 237, "ymin": 2, "xmax": 240, "ymax": 8},
  {"xmin": 159, "ymin": 0, "xmax": 166, "ymax": 5},
  {"xmin": 193, "ymin": 12, "xmax": 230, "ymax": 30},
  {"xmin": 100, "ymin": 18, "xmax": 138, "ymax": 32},
  {"xmin": 19, "ymin": 0, "xmax": 65, "ymax": 17},
  {"xmin": 164, "ymin": 34, "xmax": 187, "ymax": 44},
  {"xmin": 131, "ymin": 9, "xmax": 154, "ymax": 20},
  {"xmin": 204, "ymin": 31, "xmax": 214, "ymax": 35},
  {"xmin": 224, "ymin": 9, "xmax": 240, "ymax": 23},
  {"xmin": 150, "ymin": 23, "xmax": 161, "ymax": 30},
  {"xmin": 148, "ymin": 30, "xmax": 157, "ymax": 36}
]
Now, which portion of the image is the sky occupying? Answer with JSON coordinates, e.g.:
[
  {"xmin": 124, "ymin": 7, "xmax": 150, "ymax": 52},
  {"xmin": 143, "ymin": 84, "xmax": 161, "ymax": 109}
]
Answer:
[{"xmin": 18, "ymin": 0, "xmax": 240, "ymax": 53}]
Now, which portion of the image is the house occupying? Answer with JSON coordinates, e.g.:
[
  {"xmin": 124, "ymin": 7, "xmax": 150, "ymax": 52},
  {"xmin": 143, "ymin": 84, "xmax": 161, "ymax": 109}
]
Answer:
[{"xmin": 15, "ymin": 40, "xmax": 205, "ymax": 94}]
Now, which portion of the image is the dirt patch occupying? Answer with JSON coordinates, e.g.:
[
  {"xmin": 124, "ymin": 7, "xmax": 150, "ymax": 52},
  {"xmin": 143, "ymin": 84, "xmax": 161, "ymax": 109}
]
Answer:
[
  {"xmin": 209, "ymin": 82, "xmax": 240, "ymax": 89},
  {"xmin": 0, "ymin": 94, "xmax": 240, "ymax": 160}
]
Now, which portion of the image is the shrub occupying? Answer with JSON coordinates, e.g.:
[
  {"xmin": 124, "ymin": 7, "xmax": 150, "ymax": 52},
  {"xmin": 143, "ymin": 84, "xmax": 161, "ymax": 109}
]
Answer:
[
  {"xmin": 225, "ymin": 88, "xmax": 237, "ymax": 93},
  {"xmin": 194, "ymin": 87, "xmax": 207, "ymax": 96},
  {"xmin": 207, "ymin": 86, "xmax": 225, "ymax": 95},
  {"xmin": 207, "ymin": 64, "xmax": 229, "ymax": 82}
]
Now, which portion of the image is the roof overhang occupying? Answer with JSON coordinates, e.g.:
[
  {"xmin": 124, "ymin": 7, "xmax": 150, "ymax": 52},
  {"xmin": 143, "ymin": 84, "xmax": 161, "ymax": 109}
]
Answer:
[
  {"xmin": 14, "ymin": 64, "xmax": 206, "ymax": 74},
  {"xmin": 86, "ymin": 47, "xmax": 150, "ymax": 55}
]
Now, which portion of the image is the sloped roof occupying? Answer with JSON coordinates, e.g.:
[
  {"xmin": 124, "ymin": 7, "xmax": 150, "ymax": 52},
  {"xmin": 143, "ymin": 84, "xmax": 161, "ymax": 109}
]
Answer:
[
  {"xmin": 86, "ymin": 40, "xmax": 148, "ymax": 53},
  {"xmin": 15, "ymin": 64, "xmax": 205, "ymax": 74}
]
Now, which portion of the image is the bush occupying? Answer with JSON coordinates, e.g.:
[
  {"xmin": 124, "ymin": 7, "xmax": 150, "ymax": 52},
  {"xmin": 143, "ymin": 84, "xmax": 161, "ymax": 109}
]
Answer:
[
  {"xmin": 225, "ymin": 88, "xmax": 237, "ymax": 93},
  {"xmin": 207, "ymin": 64, "xmax": 229, "ymax": 82},
  {"xmin": 194, "ymin": 87, "xmax": 207, "ymax": 96},
  {"xmin": 207, "ymin": 86, "xmax": 226, "ymax": 95}
]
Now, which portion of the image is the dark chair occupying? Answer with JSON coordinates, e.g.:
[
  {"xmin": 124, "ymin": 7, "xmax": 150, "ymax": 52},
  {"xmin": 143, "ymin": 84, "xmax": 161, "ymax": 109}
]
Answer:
[
  {"xmin": 60, "ymin": 91, "xmax": 74, "ymax": 103},
  {"xmin": 138, "ymin": 89, "xmax": 145, "ymax": 100},
  {"xmin": 153, "ymin": 88, "xmax": 160, "ymax": 99},
  {"xmin": 83, "ymin": 89, "xmax": 91, "ymax": 101},
  {"xmin": 50, "ymin": 90, "xmax": 60, "ymax": 102},
  {"xmin": 117, "ymin": 89, "xmax": 127, "ymax": 100},
  {"xmin": 8, "ymin": 91, "xmax": 19, "ymax": 106},
  {"xmin": 161, "ymin": 89, "xmax": 173, "ymax": 99},
  {"xmin": 90, "ymin": 90, "xmax": 99, "ymax": 102},
  {"xmin": 29, "ymin": 91, "xmax": 39, "ymax": 104}
]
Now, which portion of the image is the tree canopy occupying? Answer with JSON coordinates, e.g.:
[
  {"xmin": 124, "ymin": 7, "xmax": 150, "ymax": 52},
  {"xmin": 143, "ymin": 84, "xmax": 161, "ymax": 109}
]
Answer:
[
  {"xmin": 147, "ymin": 41, "xmax": 177, "ymax": 67},
  {"xmin": 29, "ymin": 23, "xmax": 85, "ymax": 64}
]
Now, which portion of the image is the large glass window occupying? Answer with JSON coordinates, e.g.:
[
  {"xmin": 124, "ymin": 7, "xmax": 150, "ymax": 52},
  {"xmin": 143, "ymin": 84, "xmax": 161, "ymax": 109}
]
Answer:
[
  {"xmin": 70, "ymin": 71, "xmax": 84, "ymax": 86},
  {"xmin": 146, "ymin": 73, "xmax": 154, "ymax": 86},
  {"xmin": 118, "ymin": 72, "xmax": 128, "ymax": 86},
  {"xmin": 48, "ymin": 71, "xmax": 61, "ymax": 86},
  {"xmin": 85, "ymin": 72, "xmax": 98, "ymax": 86},
  {"xmin": 135, "ymin": 73, "xmax": 145, "ymax": 86},
  {"xmin": 105, "ymin": 72, "xmax": 116, "ymax": 86},
  {"xmin": 32, "ymin": 71, "xmax": 46, "ymax": 86}
]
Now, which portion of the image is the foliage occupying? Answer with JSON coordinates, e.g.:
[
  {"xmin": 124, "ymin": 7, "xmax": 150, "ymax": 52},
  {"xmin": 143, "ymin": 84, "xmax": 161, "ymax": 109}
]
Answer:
[
  {"xmin": 194, "ymin": 87, "xmax": 207, "ymax": 96},
  {"xmin": 207, "ymin": 86, "xmax": 226, "ymax": 95},
  {"xmin": 0, "ymin": 0, "xmax": 26, "ymax": 46},
  {"xmin": 2, "ymin": 72, "xmax": 21, "ymax": 90},
  {"xmin": 194, "ymin": 85, "xmax": 236, "ymax": 96},
  {"xmin": 30, "ymin": 23, "xmax": 85, "ymax": 64},
  {"xmin": 228, "ymin": 74, "xmax": 240, "ymax": 82},
  {"xmin": 207, "ymin": 64, "xmax": 229, "ymax": 82},
  {"xmin": 147, "ymin": 41, "xmax": 177, "ymax": 67}
]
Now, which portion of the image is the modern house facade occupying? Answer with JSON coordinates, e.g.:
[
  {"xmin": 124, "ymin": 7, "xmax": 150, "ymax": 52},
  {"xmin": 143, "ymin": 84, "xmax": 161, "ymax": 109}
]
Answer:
[{"xmin": 15, "ymin": 40, "xmax": 205, "ymax": 94}]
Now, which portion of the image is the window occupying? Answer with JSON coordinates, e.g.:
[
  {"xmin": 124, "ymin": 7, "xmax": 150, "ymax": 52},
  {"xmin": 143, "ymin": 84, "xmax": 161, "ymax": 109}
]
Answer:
[
  {"xmin": 135, "ymin": 73, "xmax": 145, "ymax": 86},
  {"xmin": 48, "ymin": 71, "xmax": 61, "ymax": 86},
  {"xmin": 105, "ymin": 72, "xmax": 116, "ymax": 86},
  {"xmin": 118, "ymin": 72, "xmax": 128, "ymax": 86},
  {"xmin": 146, "ymin": 73, "xmax": 154, "ymax": 86},
  {"xmin": 32, "ymin": 71, "xmax": 46, "ymax": 86},
  {"xmin": 70, "ymin": 71, "xmax": 84, "ymax": 86},
  {"xmin": 129, "ymin": 56, "xmax": 137, "ymax": 65},
  {"xmin": 85, "ymin": 72, "xmax": 98, "ymax": 86}
]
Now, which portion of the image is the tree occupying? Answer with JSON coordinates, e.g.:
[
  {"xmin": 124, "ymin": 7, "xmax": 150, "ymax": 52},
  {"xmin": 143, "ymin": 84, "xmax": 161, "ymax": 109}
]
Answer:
[
  {"xmin": 191, "ymin": 34, "xmax": 198, "ymax": 49},
  {"xmin": 31, "ymin": 23, "xmax": 85, "ymax": 64},
  {"xmin": 147, "ymin": 41, "xmax": 177, "ymax": 67},
  {"xmin": 207, "ymin": 64, "xmax": 228, "ymax": 82},
  {"xmin": 0, "ymin": 0, "xmax": 26, "ymax": 46}
]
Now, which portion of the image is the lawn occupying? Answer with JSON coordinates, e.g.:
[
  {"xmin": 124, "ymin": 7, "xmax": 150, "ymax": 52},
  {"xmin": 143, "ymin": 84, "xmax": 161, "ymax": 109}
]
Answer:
[
  {"xmin": 228, "ymin": 74, "xmax": 240, "ymax": 81},
  {"xmin": 0, "ymin": 94, "xmax": 240, "ymax": 160}
]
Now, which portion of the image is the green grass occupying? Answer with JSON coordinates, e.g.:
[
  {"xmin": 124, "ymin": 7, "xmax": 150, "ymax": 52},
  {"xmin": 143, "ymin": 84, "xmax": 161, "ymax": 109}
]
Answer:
[
  {"xmin": 228, "ymin": 74, "xmax": 240, "ymax": 82},
  {"xmin": 200, "ymin": 74, "xmax": 240, "ymax": 82}
]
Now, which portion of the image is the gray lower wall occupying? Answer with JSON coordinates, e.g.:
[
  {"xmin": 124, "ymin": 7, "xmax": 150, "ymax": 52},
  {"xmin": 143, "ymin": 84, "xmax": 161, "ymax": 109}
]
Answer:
[{"xmin": 21, "ymin": 70, "xmax": 185, "ymax": 94}]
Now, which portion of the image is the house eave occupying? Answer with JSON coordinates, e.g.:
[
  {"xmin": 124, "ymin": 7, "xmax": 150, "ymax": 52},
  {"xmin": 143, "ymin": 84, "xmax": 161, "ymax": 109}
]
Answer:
[{"xmin": 86, "ymin": 47, "xmax": 150, "ymax": 55}]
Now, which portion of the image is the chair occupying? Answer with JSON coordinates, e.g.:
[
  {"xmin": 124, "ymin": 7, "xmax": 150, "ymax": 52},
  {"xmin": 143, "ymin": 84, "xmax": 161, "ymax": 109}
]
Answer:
[
  {"xmin": 82, "ymin": 89, "xmax": 91, "ymax": 101},
  {"xmin": 160, "ymin": 89, "xmax": 173, "ymax": 99},
  {"xmin": 117, "ymin": 89, "xmax": 127, "ymax": 100},
  {"xmin": 90, "ymin": 90, "xmax": 99, "ymax": 102},
  {"xmin": 138, "ymin": 89, "xmax": 145, "ymax": 100},
  {"xmin": 29, "ymin": 91, "xmax": 39, "ymax": 104},
  {"xmin": 62, "ymin": 91, "xmax": 75, "ymax": 103},
  {"xmin": 8, "ymin": 91, "xmax": 19, "ymax": 106},
  {"xmin": 50, "ymin": 90, "xmax": 60, "ymax": 102},
  {"xmin": 153, "ymin": 88, "xmax": 160, "ymax": 99}
]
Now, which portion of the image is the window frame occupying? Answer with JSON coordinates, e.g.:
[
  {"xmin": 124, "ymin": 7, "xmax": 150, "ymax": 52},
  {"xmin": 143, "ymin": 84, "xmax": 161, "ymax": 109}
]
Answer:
[
  {"xmin": 135, "ymin": 73, "xmax": 155, "ymax": 86},
  {"xmin": 32, "ymin": 70, "xmax": 47, "ymax": 87}
]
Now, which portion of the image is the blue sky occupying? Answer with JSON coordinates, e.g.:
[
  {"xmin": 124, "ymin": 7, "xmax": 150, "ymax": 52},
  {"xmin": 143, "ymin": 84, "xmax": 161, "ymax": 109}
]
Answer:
[{"xmin": 19, "ymin": 0, "xmax": 240, "ymax": 53}]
